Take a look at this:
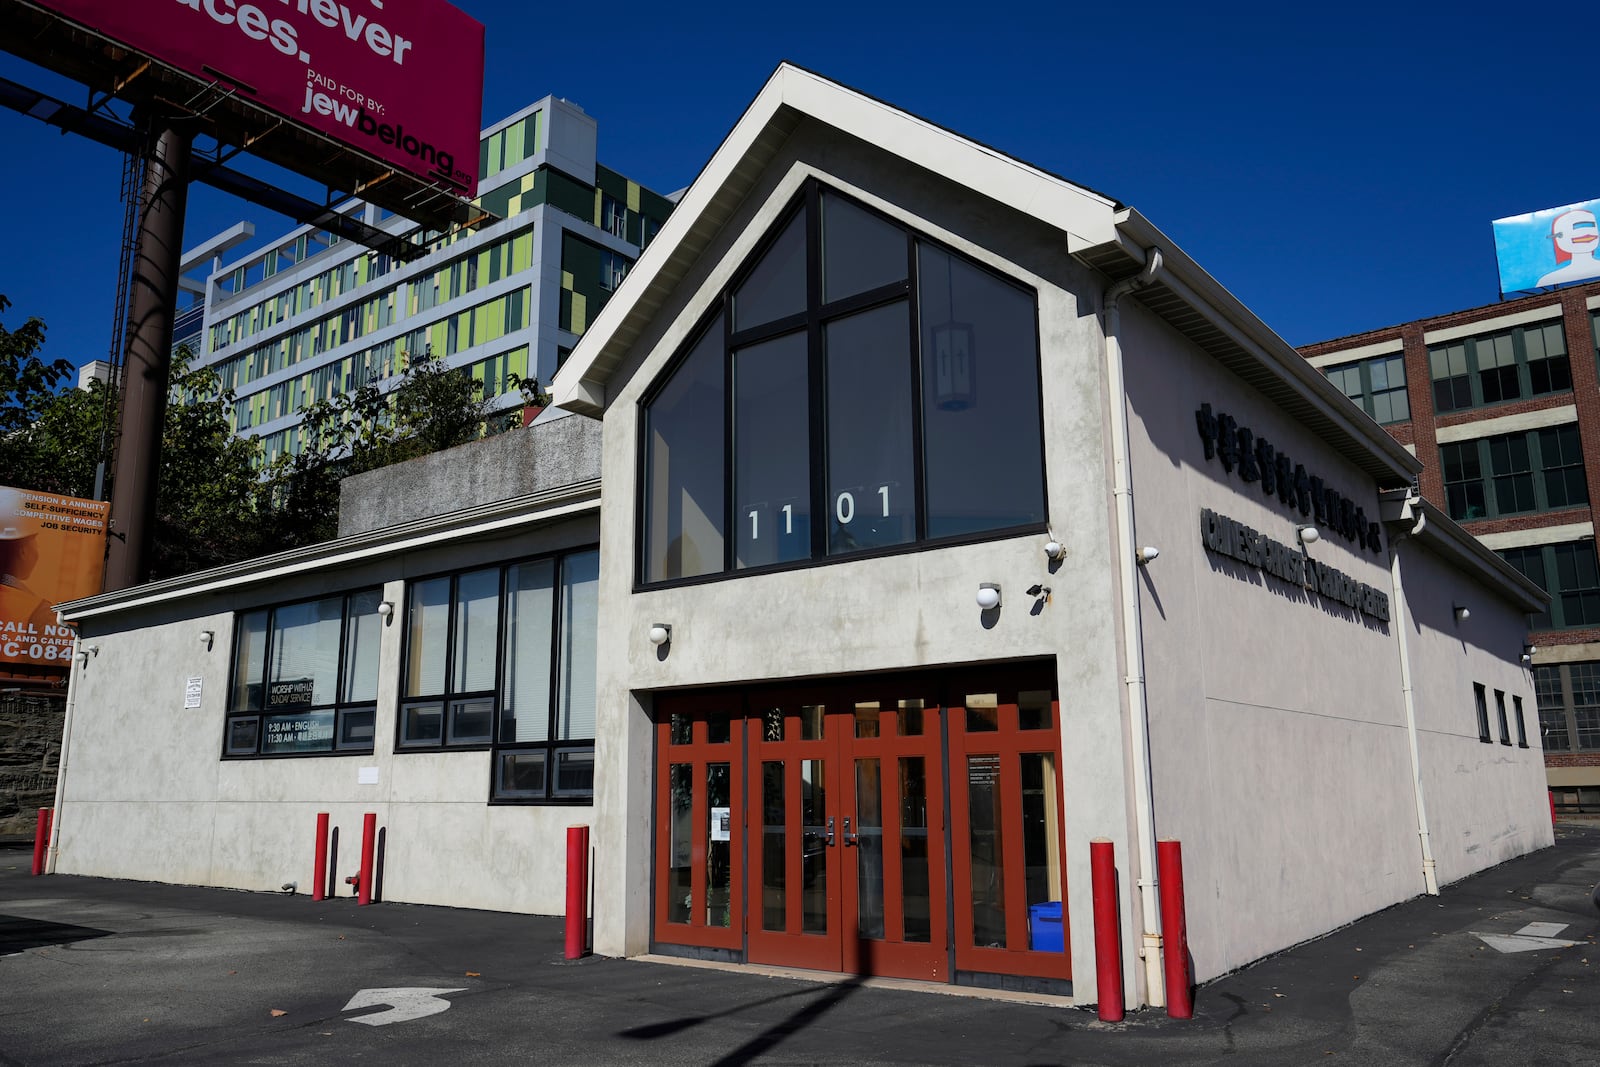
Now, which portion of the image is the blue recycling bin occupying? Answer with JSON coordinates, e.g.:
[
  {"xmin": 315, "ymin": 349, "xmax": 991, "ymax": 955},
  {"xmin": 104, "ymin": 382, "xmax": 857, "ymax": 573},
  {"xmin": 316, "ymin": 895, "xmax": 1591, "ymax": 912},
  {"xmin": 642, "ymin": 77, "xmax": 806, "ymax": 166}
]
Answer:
[{"xmin": 1028, "ymin": 900, "xmax": 1063, "ymax": 952}]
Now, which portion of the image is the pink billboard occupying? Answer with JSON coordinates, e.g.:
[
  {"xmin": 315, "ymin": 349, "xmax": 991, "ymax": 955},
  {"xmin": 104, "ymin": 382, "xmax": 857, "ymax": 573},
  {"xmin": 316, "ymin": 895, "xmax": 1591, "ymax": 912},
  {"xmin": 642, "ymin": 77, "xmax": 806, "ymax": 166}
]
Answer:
[{"xmin": 37, "ymin": 0, "xmax": 484, "ymax": 195}]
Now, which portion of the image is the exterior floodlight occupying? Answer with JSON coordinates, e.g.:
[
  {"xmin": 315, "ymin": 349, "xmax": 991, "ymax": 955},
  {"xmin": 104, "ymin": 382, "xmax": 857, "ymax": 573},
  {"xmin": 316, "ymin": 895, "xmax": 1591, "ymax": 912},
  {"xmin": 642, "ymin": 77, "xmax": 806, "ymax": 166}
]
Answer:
[
  {"xmin": 648, "ymin": 623, "xmax": 672, "ymax": 647},
  {"xmin": 377, "ymin": 601, "xmax": 394, "ymax": 618},
  {"xmin": 976, "ymin": 584, "xmax": 1002, "ymax": 610},
  {"xmin": 1453, "ymin": 604, "xmax": 1470, "ymax": 622},
  {"xmin": 1135, "ymin": 546, "xmax": 1160, "ymax": 565},
  {"xmin": 198, "ymin": 630, "xmax": 215, "ymax": 651},
  {"xmin": 1043, "ymin": 540, "xmax": 1065, "ymax": 562},
  {"xmin": 1296, "ymin": 524, "xmax": 1320, "ymax": 546}
]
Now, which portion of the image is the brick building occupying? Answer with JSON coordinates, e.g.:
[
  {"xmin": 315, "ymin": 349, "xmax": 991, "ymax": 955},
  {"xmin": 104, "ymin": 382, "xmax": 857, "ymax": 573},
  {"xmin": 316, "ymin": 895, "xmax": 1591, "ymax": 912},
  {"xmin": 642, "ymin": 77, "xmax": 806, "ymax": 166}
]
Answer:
[{"xmin": 1301, "ymin": 281, "xmax": 1600, "ymax": 811}]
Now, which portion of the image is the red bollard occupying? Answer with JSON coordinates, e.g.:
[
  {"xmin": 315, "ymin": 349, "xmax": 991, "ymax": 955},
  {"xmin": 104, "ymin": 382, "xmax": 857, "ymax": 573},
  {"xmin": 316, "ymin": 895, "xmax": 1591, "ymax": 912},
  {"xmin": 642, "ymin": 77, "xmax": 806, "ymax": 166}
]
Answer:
[
  {"xmin": 312, "ymin": 813, "xmax": 330, "ymax": 901},
  {"xmin": 1090, "ymin": 838, "xmax": 1124, "ymax": 1022},
  {"xmin": 357, "ymin": 813, "xmax": 377, "ymax": 906},
  {"xmin": 1157, "ymin": 839, "xmax": 1193, "ymax": 1019},
  {"xmin": 565, "ymin": 825, "xmax": 590, "ymax": 960},
  {"xmin": 31, "ymin": 808, "xmax": 52, "ymax": 877}
]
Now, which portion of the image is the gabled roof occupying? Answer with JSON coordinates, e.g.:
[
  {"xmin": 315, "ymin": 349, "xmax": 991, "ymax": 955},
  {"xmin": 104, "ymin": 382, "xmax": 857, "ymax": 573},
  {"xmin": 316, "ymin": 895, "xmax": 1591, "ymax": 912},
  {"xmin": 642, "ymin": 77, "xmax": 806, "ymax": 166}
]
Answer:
[{"xmin": 550, "ymin": 62, "xmax": 1420, "ymax": 489}]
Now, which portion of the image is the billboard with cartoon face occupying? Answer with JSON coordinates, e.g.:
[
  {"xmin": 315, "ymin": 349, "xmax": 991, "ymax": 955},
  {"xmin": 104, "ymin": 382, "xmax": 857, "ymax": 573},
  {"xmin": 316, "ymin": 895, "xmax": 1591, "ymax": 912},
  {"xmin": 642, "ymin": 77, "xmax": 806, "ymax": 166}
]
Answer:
[
  {"xmin": 0, "ymin": 486, "xmax": 109, "ymax": 668},
  {"xmin": 1493, "ymin": 198, "xmax": 1600, "ymax": 293}
]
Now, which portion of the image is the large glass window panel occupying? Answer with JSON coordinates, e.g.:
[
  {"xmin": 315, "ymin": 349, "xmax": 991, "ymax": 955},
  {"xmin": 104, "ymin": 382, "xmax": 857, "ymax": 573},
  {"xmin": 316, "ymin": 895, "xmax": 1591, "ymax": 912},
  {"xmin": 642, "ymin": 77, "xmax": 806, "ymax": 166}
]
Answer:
[
  {"xmin": 1540, "ymin": 424, "xmax": 1588, "ymax": 510},
  {"xmin": 557, "ymin": 550, "xmax": 600, "ymax": 740},
  {"xmin": 668, "ymin": 763, "xmax": 693, "ymax": 924},
  {"xmin": 269, "ymin": 597, "xmax": 342, "ymax": 707},
  {"xmin": 821, "ymin": 192, "xmax": 907, "ymax": 303},
  {"xmin": 762, "ymin": 761, "xmax": 786, "ymax": 931},
  {"xmin": 800, "ymin": 759, "xmax": 829, "ymax": 934},
  {"xmin": 967, "ymin": 753, "xmax": 1006, "ymax": 948},
  {"xmin": 262, "ymin": 709, "xmax": 336, "ymax": 754},
  {"xmin": 734, "ymin": 331, "xmax": 811, "ymax": 568},
  {"xmin": 500, "ymin": 751, "xmax": 548, "ymax": 799},
  {"xmin": 231, "ymin": 609, "xmax": 269, "ymax": 711},
  {"xmin": 825, "ymin": 303, "xmax": 916, "ymax": 555},
  {"xmin": 406, "ymin": 577, "xmax": 451, "ymax": 697},
  {"xmin": 900, "ymin": 756, "xmax": 932, "ymax": 943},
  {"xmin": 1021, "ymin": 752, "xmax": 1064, "ymax": 952},
  {"xmin": 342, "ymin": 590, "xmax": 382, "ymax": 703},
  {"xmin": 452, "ymin": 568, "xmax": 500, "ymax": 693},
  {"xmin": 707, "ymin": 763, "xmax": 732, "ymax": 927},
  {"xmin": 501, "ymin": 559, "xmax": 554, "ymax": 743},
  {"xmin": 644, "ymin": 320, "xmax": 726, "ymax": 582},
  {"xmin": 1440, "ymin": 442, "xmax": 1486, "ymax": 521},
  {"xmin": 553, "ymin": 748, "xmax": 596, "ymax": 795},
  {"xmin": 1476, "ymin": 332, "xmax": 1520, "ymax": 404},
  {"xmin": 1526, "ymin": 323, "xmax": 1571, "ymax": 395},
  {"xmin": 855, "ymin": 758, "xmax": 885, "ymax": 940},
  {"xmin": 918, "ymin": 245, "xmax": 1045, "ymax": 539},
  {"xmin": 1488, "ymin": 433, "xmax": 1535, "ymax": 514},
  {"xmin": 733, "ymin": 212, "xmax": 806, "ymax": 330}
]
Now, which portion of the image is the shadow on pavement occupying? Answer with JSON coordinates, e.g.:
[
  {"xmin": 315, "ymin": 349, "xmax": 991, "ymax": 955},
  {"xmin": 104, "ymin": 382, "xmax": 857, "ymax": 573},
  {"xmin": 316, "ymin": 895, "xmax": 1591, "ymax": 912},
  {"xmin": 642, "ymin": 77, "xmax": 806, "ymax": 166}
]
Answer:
[{"xmin": 0, "ymin": 913, "xmax": 114, "ymax": 954}]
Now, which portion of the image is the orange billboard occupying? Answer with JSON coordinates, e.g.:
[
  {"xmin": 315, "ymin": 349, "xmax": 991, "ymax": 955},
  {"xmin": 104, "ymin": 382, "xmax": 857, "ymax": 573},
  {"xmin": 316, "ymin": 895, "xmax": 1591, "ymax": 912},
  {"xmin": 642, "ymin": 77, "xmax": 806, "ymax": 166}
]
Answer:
[{"xmin": 0, "ymin": 485, "xmax": 108, "ymax": 667}]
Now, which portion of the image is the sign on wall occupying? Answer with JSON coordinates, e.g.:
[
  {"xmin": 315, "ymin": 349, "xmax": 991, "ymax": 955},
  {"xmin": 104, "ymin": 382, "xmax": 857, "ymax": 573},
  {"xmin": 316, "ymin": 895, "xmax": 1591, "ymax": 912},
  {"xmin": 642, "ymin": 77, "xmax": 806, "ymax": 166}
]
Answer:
[
  {"xmin": 1492, "ymin": 198, "xmax": 1600, "ymax": 293},
  {"xmin": 32, "ymin": 0, "xmax": 485, "ymax": 194},
  {"xmin": 0, "ymin": 486, "xmax": 109, "ymax": 668}
]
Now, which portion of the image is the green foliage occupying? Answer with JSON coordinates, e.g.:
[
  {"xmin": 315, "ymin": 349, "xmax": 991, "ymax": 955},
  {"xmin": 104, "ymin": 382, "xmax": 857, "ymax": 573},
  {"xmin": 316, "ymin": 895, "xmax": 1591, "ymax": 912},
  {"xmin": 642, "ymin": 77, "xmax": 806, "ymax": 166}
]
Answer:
[{"xmin": 0, "ymin": 294, "xmax": 81, "ymax": 490}]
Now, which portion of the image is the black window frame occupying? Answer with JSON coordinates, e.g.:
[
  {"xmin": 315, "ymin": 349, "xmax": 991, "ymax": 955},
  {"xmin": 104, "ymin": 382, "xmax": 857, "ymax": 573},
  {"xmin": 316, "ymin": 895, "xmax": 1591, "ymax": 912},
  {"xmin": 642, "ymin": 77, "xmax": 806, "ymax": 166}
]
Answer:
[
  {"xmin": 1323, "ymin": 351, "xmax": 1411, "ymax": 425},
  {"xmin": 1513, "ymin": 695, "xmax": 1528, "ymax": 748},
  {"xmin": 1495, "ymin": 689, "xmax": 1511, "ymax": 745},
  {"xmin": 1474, "ymin": 682, "xmax": 1491, "ymax": 743},
  {"xmin": 1497, "ymin": 539, "xmax": 1600, "ymax": 630},
  {"xmin": 223, "ymin": 588, "xmax": 383, "ymax": 760},
  {"xmin": 1535, "ymin": 664, "xmax": 1571, "ymax": 750},
  {"xmin": 1439, "ymin": 424, "xmax": 1587, "ymax": 522},
  {"xmin": 634, "ymin": 180, "xmax": 1050, "ymax": 591},
  {"xmin": 1427, "ymin": 321, "xmax": 1571, "ymax": 414},
  {"xmin": 398, "ymin": 545, "xmax": 600, "ymax": 804}
]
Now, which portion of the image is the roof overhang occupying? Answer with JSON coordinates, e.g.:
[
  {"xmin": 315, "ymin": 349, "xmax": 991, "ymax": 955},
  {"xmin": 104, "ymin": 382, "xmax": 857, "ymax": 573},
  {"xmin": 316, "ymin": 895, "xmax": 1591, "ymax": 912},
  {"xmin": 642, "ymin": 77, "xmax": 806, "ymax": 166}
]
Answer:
[
  {"xmin": 56, "ymin": 480, "xmax": 600, "ymax": 624},
  {"xmin": 1379, "ymin": 490, "xmax": 1549, "ymax": 615}
]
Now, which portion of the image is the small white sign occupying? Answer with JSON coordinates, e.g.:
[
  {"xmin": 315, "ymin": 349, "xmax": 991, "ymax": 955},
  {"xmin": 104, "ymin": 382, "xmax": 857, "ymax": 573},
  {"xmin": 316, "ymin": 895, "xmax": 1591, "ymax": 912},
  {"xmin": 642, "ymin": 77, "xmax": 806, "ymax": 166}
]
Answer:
[
  {"xmin": 358, "ymin": 766, "xmax": 380, "ymax": 785},
  {"xmin": 710, "ymin": 806, "xmax": 730, "ymax": 842},
  {"xmin": 184, "ymin": 676, "xmax": 203, "ymax": 710}
]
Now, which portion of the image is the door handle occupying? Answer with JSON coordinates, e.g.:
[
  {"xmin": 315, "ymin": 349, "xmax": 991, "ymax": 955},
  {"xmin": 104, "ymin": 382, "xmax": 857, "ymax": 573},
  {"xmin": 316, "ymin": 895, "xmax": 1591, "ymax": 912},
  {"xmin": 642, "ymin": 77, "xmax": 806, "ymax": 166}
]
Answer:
[
  {"xmin": 826, "ymin": 816, "xmax": 835, "ymax": 847},
  {"xmin": 843, "ymin": 816, "xmax": 858, "ymax": 846}
]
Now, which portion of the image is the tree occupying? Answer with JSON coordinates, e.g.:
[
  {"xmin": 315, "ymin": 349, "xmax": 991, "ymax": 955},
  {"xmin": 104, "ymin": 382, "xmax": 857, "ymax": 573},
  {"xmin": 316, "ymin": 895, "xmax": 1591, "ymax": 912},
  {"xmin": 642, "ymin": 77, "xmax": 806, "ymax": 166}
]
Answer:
[{"xmin": 0, "ymin": 293, "xmax": 77, "ymax": 490}]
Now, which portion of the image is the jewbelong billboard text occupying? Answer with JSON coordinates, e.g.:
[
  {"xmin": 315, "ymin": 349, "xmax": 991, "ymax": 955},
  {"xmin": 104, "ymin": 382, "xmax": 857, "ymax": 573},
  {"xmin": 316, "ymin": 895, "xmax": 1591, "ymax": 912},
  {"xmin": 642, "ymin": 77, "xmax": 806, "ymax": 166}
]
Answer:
[
  {"xmin": 0, "ymin": 486, "xmax": 109, "ymax": 669},
  {"xmin": 1492, "ymin": 197, "xmax": 1600, "ymax": 294},
  {"xmin": 35, "ymin": 0, "xmax": 484, "ymax": 195}
]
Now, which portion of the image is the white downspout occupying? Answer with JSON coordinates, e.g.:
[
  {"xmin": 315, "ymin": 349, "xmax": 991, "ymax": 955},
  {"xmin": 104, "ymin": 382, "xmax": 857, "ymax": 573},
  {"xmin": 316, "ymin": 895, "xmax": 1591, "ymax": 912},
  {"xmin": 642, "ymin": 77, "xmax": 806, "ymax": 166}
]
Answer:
[
  {"xmin": 1102, "ymin": 247, "xmax": 1166, "ymax": 1007},
  {"xmin": 47, "ymin": 634, "xmax": 83, "ymax": 874},
  {"xmin": 1388, "ymin": 496, "xmax": 1439, "ymax": 895}
]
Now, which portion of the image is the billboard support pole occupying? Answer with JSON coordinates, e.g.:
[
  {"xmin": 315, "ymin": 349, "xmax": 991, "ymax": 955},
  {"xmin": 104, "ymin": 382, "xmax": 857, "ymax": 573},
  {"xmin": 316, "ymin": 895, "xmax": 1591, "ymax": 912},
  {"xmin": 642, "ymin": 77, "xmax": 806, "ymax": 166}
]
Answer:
[{"xmin": 104, "ymin": 114, "xmax": 193, "ymax": 592}]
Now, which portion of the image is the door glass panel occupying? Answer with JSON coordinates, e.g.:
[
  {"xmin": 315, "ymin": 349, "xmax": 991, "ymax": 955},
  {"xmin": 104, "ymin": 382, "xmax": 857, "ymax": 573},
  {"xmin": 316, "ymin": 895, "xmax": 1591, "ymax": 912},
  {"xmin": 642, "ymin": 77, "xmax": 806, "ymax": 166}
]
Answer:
[
  {"xmin": 801, "ymin": 759, "xmax": 829, "ymax": 934},
  {"xmin": 669, "ymin": 714, "xmax": 692, "ymax": 745},
  {"xmin": 967, "ymin": 753, "xmax": 1006, "ymax": 947},
  {"xmin": 1021, "ymin": 752, "xmax": 1064, "ymax": 953},
  {"xmin": 854, "ymin": 703, "xmax": 881, "ymax": 738},
  {"xmin": 799, "ymin": 703, "xmax": 825, "ymax": 741},
  {"xmin": 1018, "ymin": 691, "xmax": 1052, "ymax": 731},
  {"xmin": 707, "ymin": 763, "xmax": 732, "ymax": 928},
  {"xmin": 896, "ymin": 701, "xmax": 924, "ymax": 736},
  {"xmin": 668, "ymin": 763, "xmax": 693, "ymax": 924},
  {"xmin": 966, "ymin": 700, "xmax": 1000, "ymax": 733},
  {"xmin": 707, "ymin": 712, "xmax": 733, "ymax": 745},
  {"xmin": 855, "ymin": 758, "xmax": 885, "ymax": 940},
  {"xmin": 762, "ymin": 707, "xmax": 784, "ymax": 742},
  {"xmin": 900, "ymin": 756, "xmax": 931, "ymax": 943},
  {"xmin": 762, "ymin": 761, "xmax": 786, "ymax": 931}
]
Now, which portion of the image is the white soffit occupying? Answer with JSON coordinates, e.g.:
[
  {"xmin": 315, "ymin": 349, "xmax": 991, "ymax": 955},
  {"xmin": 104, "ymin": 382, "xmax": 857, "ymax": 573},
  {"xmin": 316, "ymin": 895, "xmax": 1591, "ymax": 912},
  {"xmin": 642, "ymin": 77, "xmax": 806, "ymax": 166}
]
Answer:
[{"xmin": 549, "ymin": 63, "xmax": 1120, "ymax": 418}]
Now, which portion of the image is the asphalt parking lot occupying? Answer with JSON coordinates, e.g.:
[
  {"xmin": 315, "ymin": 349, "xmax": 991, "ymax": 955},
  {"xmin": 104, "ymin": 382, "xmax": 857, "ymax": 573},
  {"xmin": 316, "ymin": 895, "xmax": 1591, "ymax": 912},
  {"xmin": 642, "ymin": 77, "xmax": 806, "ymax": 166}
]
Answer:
[{"xmin": 2, "ymin": 825, "xmax": 1598, "ymax": 1066}]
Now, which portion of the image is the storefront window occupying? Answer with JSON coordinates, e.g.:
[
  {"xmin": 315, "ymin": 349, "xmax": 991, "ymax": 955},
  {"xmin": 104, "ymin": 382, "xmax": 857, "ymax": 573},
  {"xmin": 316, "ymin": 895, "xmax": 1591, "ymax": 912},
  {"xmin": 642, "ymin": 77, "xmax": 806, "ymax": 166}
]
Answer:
[{"xmin": 224, "ymin": 589, "xmax": 382, "ymax": 758}]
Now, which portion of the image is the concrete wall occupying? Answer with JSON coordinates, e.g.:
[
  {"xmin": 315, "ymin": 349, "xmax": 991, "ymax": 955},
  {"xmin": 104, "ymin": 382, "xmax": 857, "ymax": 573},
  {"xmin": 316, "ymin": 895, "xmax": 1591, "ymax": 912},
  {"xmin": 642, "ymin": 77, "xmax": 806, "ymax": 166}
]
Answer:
[
  {"xmin": 57, "ymin": 515, "xmax": 597, "ymax": 914},
  {"xmin": 587, "ymin": 120, "xmax": 1138, "ymax": 1005},
  {"xmin": 339, "ymin": 415, "xmax": 601, "ymax": 536},
  {"xmin": 1121, "ymin": 299, "xmax": 1551, "ymax": 982},
  {"xmin": 1399, "ymin": 540, "xmax": 1553, "ymax": 884}
]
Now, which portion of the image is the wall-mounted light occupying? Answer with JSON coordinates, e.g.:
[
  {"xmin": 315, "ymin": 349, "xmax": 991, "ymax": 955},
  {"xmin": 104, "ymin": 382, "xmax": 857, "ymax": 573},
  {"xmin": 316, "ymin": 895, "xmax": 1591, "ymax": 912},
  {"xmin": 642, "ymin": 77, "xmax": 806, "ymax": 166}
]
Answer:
[
  {"xmin": 1043, "ymin": 539, "xmax": 1065, "ymax": 562},
  {"xmin": 976, "ymin": 584, "xmax": 1002, "ymax": 610},
  {"xmin": 377, "ymin": 601, "xmax": 394, "ymax": 625},
  {"xmin": 1453, "ymin": 603, "xmax": 1471, "ymax": 622},
  {"xmin": 75, "ymin": 643, "xmax": 99, "ymax": 666},
  {"xmin": 1135, "ymin": 546, "xmax": 1161, "ymax": 565},
  {"xmin": 198, "ymin": 629, "xmax": 214, "ymax": 651},
  {"xmin": 648, "ymin": 623, "xmax": 672, "ymax": 647},
  {"xmin": 1296, "ymin": 524, "xmax": 1321, "ymax": 546},
  {"xmin": 1522, "ymin": 643, "xmax": 1538, "ymax": 665}
]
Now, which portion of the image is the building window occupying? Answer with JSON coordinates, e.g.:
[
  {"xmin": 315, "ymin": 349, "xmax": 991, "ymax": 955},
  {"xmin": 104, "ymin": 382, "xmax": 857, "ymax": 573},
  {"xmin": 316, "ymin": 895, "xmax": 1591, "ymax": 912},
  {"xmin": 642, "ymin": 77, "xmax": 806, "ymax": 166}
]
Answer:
[
  {"xmin": 1439, "ymin": 424, "xmax": 1587, "ymax": 522},
  {"xmin": 1427, "ymin": 321, "xmax": 1570, "ymax": 413},
  {"xmin": 1499, "ymin": 540, "xmax": 1600, "ymax": 630},
  {"xmin": 601, "ymin": 251, "xmax": 628, "ymax": 292},
  {"xmin": 1474, "ymin": 682, "xmax": 1490, "ymax": 743},
  {"xmin": 1495, "ymin": 689, "xmax": 1510, "ymax": 745},
  {"xmin": 400, "ymin": 549, "xmax": 598, "ymax": 801},
  {"xmin": 1536, "ymin": 665, "xmax": 1570, "ymax": 749},
  {"xmin": 639, "ymin": 182, "xmax": 1046, "ymax": 585},
  {"xmin": 225, "ymin": 590, "xmax": 383, "ymax": 758},
  {"xmin": 1573, "ymin": 663, "xmax": 1600, "ymax": 749},
  {"xmin": 1324, "ymin": 353, "xmax": 1410, "ymax": 424},
  {"xmin": 1513, "ymin": 695, "xmax": 1528, "ymax": 748},
  {"xmin": 602, "ymin": 194, "xmax": 628, "ymax": 239}
]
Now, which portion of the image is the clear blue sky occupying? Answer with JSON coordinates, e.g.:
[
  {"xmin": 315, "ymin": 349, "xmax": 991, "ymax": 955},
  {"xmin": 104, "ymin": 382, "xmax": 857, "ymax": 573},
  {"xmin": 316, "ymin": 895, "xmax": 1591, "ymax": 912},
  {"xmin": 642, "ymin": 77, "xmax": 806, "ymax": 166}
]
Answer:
[{"xmin": 1, "ymin": 2, "xmax": 1593, "ymax": 371}]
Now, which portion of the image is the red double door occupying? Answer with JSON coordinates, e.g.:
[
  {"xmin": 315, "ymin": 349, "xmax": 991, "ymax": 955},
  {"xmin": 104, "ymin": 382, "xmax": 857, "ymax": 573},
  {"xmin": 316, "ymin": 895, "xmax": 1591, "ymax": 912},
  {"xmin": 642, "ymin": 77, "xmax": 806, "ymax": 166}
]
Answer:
[{"xmin": 654, "ymin": 670, "xmax": 1068, "ymax": 985}]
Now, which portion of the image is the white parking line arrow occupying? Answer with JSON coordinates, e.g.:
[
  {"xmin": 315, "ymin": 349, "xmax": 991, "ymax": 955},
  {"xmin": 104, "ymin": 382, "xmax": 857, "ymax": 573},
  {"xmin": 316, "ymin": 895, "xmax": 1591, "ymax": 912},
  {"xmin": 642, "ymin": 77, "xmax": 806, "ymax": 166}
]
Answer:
[
  {"xmin": 1474, "ymin": 922, "xmax": 1578, "ymax": 954},
  {"xmin": 343, "ymin": 987, "xmax": 467, "ymax": 1026}
]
